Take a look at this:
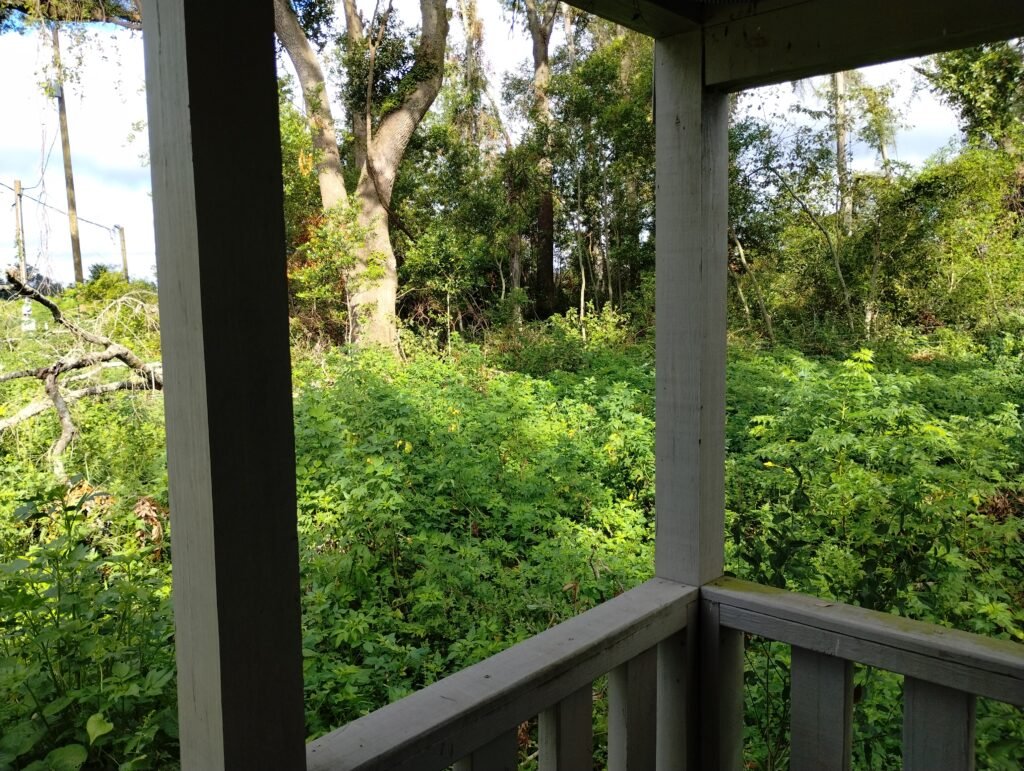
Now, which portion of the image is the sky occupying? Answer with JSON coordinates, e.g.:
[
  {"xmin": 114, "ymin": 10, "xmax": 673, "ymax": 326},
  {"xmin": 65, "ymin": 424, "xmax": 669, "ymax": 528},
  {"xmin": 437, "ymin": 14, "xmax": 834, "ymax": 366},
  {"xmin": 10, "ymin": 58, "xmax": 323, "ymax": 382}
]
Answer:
[{"xmin": 0, "ymin": 2, "xmax": 962, "ymax": 287}]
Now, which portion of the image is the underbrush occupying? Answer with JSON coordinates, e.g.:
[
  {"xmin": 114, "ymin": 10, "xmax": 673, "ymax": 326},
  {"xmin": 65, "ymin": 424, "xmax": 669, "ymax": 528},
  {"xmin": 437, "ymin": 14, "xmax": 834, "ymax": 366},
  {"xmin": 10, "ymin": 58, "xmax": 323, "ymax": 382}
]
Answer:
[{"xmin": 2, "ymin": 300, "xmax": 1022, "ymax": 767}]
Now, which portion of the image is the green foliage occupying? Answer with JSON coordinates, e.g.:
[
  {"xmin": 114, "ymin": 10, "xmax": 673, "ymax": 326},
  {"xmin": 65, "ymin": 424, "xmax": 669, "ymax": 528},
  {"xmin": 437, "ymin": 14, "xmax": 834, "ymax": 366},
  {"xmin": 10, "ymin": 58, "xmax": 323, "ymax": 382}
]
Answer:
[
  {"xmin": 338, "ymin": 12, "xmax": 425, "ymax": 121},
  {"xmin": 287, "ymin": 203, "xmax": 367, "ymax": 343},
  {"xmin": 923, "ymin": 41, "xmax": 1024, "ymax": 145},
  {"xmin": 291, "ymin": 344, "xmax": 655, "ymax": 735},
  {"xmin": 725, "ymin": 341, "xmax": 1024, "ymax": 767},
  {"xmin": 0, "ymin": 486, "xmax": 176, "ymax": 770}
]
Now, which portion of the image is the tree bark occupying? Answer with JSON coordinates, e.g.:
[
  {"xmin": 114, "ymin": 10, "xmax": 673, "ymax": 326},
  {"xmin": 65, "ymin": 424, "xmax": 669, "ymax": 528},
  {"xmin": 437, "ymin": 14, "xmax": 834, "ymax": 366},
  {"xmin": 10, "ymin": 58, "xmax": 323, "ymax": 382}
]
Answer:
[
  {"xmin": 833, "ymin": 71, "xmax": 854, "ymax": 237},
  {"xmin": 524, "ymin": 0, "xmax": 559, "ymax": 318},
  {"xmin": 273, "ymin": 0, "xmax": 348, "ymax": 210},
  {"xmin": 275, "ymin": 0, "xmax": 448, "ymax": 346}
]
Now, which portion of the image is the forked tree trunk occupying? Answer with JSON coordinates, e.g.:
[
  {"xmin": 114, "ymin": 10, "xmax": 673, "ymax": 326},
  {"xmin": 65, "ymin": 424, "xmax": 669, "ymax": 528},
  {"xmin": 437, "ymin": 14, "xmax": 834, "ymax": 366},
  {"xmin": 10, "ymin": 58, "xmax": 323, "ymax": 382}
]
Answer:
[{"xmin": 274, "ymin": 0, "xmax": 448, "ymax": 346}]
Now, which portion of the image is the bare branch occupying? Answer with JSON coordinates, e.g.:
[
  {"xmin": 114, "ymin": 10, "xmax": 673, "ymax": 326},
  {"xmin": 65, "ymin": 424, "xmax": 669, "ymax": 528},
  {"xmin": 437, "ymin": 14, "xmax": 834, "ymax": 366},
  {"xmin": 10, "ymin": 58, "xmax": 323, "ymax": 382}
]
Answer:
[
  {"xmin": 5, "ymin": 270, "xmax": 162, "ymax": 387},
  {"xmin": 43, "ymin": 372, "xmax": 76, "ymax": 482},
  {"xmin": 0, "ymin": 379, "xmax": 157, "ymax": 434}
]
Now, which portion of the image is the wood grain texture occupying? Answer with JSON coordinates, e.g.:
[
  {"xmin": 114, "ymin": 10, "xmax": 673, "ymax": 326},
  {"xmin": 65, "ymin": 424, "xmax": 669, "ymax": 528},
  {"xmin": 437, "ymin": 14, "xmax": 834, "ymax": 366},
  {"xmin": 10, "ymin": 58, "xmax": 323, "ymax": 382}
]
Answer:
[
  {"xmin": 608, "ymin": 646, "xmax": 657, "ymax": 770},
  {"xmin": 539, "ymin": 685, "xmax": 593, "ymax": 771},
  {"xmin": 653, "ymin": 30, "xmax": 729, "ymax": 587},
  {"xmin": 452, "ymin": 730, "xmax": 518, "ymax": 771},
  {"xmin": 705, "ymin": 578, "xmax": 1024, "ymax": 706},
  {"xmin": 141, "ymin": 0, "xmax": 305, "ymax": 768},
  {"xmin": 655, "ymin": 624, "xmax": 690, "ymax": 770},
  {"xmin": 698, "ymin": 601, "xmax": 744, "ymax": 770},
  {"xmin": 790, "ymin": 647, "xmax": 853, "ymax": 771},
  {"xmin": 903, "ymin": 677, "xmax": 976, "ymax": 771},
  {"xmin": 307, "ymin": 579, "xmax": 698, "ymax": 771},
  {"xmin": 567, "ymin": 0, "xmax": 699, "ymax": 38},
  {"xmin": 702, "ymin": 0, "xmax": 1024, "ymax": 91}
]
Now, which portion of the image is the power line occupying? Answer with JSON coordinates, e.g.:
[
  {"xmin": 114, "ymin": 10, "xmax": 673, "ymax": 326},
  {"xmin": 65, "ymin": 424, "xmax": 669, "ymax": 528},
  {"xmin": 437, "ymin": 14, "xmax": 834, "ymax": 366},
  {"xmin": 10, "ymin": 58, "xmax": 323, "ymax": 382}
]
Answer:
[{"xmin": 0, "ymin": 180, "xmax": 118, "ymax": 234}]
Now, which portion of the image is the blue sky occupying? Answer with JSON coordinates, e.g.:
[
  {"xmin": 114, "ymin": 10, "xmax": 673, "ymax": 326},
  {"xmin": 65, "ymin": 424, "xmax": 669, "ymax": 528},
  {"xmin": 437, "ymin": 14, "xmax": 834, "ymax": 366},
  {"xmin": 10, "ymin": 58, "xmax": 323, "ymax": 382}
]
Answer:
[{"xmin": 0, "ymin": 4, "xmax": 962, "ymax": 286}]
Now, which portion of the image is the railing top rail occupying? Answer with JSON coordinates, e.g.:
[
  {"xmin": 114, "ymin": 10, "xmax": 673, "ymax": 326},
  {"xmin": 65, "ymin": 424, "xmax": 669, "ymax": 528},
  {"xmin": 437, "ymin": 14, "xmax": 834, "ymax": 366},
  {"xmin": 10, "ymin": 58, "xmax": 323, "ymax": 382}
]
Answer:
[
  {"xmin": 307, "ymin": 577, "xmax": 698, "ymax": 771},
  {"xmin": 705, "ymin": 577, "xmax": 1024, "ymax": 706}
]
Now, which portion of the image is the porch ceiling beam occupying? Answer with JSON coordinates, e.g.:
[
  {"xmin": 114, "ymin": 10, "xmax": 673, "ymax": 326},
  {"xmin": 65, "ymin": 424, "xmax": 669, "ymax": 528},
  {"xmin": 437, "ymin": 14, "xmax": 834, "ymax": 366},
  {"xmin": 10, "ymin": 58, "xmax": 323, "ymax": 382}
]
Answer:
[
  {"xmin": 567, "ymin": 0, "xmax": 700, "ymax": 38},
  {"xmin": 702, "ymin": 0, "xmax": 1024, "ymax": 92}
]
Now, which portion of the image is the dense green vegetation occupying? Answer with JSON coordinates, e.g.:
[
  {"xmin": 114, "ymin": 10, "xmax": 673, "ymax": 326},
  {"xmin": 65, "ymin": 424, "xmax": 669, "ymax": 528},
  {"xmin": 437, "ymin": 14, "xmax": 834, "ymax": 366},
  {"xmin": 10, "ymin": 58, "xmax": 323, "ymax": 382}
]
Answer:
[{"xmin": 3, "ymin": 6, "xmax": 1024, "ymax": 770}]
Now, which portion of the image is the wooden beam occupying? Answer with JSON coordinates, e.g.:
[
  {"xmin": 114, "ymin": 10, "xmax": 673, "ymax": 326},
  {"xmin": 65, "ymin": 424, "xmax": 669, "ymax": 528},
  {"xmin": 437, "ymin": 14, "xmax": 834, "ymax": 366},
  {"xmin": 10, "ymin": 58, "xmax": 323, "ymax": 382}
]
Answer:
[
  {"xmin": 655, "ymin": 626, "xmax": 689, "ymax": 769},
  {"xmin": 539, "ymin": 685, "xmax": 593, "ymax": 770},
  {"xmin": 307, "ymin": 579, "xmax": 697, "ymax": 771},
  {"xmin": 903, "ymin": 678, "xmax": 976, "ymax": 771},
  {"xmin": 790, "ymin": 647, "xmax": 853, "ymax": 771},
  {"xmin": 140, "ymin": 1, "xmax": 305, "ymax": 767},
  {"xmin": 704, "ymin": 0, "xmax": 1024, "ymax": 92},
  {"xmin": 654, "ymin": 30, "xmax": 729, "ymax": 587},
  {"xmin": 608, "ymin": 646, "xmax": 657, "ymax": 770},
  {"xmin": 698, "ymin": 600, "xmax": 745, "ymax": 769},
  {"xmin": 453, "ymin": 731, "xmax": 518, "ymax": 771},
  {"xmin": 567, "ymin": 0, "xmax": 699, "ymax": 38},
  {"xmin": 705, "ymin": 578, "xmax": 1024, "ymax": 706}
]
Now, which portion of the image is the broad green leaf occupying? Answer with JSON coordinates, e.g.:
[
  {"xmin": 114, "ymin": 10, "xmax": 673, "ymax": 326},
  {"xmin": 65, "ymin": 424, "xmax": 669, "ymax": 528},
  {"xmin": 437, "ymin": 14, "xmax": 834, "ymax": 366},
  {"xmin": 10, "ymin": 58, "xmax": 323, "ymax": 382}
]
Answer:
[
  {"xmin": 86, "ymin": 713, "xmax": 114, "ymax": 745},
  {"xmin": 44, "ymin": 744, "xmax": 88, "ymax": 771}
]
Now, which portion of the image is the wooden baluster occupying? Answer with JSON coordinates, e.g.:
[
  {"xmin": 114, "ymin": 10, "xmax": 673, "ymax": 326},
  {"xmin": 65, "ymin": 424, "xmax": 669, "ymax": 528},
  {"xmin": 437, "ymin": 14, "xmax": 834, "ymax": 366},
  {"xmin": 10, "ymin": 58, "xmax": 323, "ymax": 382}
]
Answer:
[
  {"xmin": 453, "ymin": 729, "xmax": 518, "ymax": 771},
  {"xmin": 903, "ymin": 677, "xmax": 976, "ymax": 771},
  {"xmin": 656, "ymin": 625, "xmax": 690, "ymax": 769},
  {"xmin": 699, "ymin": 601, "xmax": 745, "ymax": 770},
  {"xmin": 539, "ymin": 685, "xmax": 593, "ymax": 770},
  {"xmin": 608, "ymin": 646, "xmax": 658, "ymax": 770},
  {"xmin": 790, "ymin": 646, "xmax": 853, "ymax": 771}
]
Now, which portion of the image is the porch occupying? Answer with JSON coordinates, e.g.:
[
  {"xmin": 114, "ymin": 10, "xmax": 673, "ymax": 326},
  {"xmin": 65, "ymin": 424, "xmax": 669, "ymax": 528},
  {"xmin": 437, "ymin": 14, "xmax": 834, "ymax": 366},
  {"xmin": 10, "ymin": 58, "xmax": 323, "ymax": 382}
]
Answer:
[{"xmin": 140, "ymin": 0, "xmax": 1024, "ymax": 768}]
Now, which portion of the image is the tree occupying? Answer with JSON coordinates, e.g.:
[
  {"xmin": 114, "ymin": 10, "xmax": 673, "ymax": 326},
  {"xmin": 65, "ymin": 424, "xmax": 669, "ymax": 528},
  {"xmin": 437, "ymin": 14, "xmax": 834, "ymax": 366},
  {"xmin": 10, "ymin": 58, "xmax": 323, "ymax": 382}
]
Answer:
[
  {"xmin": 1, "ymin": 269, "xmax": 161, "ymax": 481},
  {"xmin": 274, "ymin": 0, "xmax": 449, "ymax": 346},
  {"xmin": 504, "ymin": 0, "xmax": 560, "ymax": 318},
  {"xmin": 921, "ymin": 40, "xmax": 1024, "ymax": 147}
]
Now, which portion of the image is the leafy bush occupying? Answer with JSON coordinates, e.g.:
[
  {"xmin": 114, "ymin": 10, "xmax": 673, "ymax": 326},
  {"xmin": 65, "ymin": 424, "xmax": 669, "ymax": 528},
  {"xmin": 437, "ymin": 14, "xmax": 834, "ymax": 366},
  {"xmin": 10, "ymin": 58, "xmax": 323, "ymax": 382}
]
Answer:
[
  {"xmin": 291, "ymin": 345, "xmax": 655, "ymax": 735},
  {"xmin": 0, "ymin": 486, "xmax": 176, "ymax": 770}
]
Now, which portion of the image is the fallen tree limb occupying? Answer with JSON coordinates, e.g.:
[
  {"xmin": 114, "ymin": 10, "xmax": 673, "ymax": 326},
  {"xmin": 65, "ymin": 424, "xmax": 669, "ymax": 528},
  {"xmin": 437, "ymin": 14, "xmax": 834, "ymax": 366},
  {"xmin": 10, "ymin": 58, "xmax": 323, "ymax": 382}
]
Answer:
[
  {"xmin": 0, "ymin": 380, "xmax": 156, "ymax": 434},
  {"xmin": 5, "ymin": 270, "xmax": 162, "ymax": 388},
  {"xmin": 2, "ymin": 269, "xmax": 163, "ymax": 481}
]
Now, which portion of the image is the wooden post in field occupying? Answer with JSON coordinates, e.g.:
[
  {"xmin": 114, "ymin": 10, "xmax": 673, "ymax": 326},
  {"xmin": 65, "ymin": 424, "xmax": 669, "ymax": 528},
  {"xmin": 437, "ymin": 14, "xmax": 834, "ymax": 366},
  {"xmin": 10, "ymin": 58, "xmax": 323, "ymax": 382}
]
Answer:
[
  {"xmin": 14, "ymin": 180, "xmax": 26, "ymax": 282},
  {"xmin": 115, "ymin": 225, "xmax": 129, "ymax": 280},
  {"xmin": 50, "ymin": 24, "xmax": 84, "ymax": 284}
]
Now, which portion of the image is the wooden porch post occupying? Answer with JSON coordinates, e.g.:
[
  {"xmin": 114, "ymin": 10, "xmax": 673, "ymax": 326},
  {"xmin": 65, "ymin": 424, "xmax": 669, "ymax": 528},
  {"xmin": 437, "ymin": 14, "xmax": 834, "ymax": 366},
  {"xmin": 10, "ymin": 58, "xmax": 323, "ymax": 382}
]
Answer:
[
  {"xmin": 654, "ymin": 29, "xmax": 742, "ymax": 770},
  {"xmin": 141, "ymin": 1, "xmax": 306, "ymax": 768}
]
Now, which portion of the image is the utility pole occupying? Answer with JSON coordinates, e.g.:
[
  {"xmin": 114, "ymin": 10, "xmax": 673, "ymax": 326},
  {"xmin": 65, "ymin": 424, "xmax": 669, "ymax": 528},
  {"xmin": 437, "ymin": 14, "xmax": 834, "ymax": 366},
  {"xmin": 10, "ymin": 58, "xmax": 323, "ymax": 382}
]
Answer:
[
  {"xmin": 14, "ymin": 179, "xmax": 27, "ymax": 281},
  {"xmin": 51, "ymin": 23, "xmax": 84, "ymax": 284},
  {"xmin": 13, "ymin": 179, "xmax": 35, "ymax": 332},
  {"xmin": 115, "ymin": 225, "xmax": 129, "ymax": 280}
]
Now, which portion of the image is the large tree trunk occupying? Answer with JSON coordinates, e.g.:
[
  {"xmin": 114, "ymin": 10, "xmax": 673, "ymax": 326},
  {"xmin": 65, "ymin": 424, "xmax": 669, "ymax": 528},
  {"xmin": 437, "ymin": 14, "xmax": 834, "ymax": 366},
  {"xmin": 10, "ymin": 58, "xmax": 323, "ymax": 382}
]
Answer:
[
  {"xmin": 275, "ymin": 0, "xmax": 448, "ymax": 346},
  {"xmin": 524, "ymin": 0, "xmax": 558, "ymax": 318},
  {"xmin": 833, "ymin": 71, "xmax": 854, "ymax": 237},
  {"xmin": 344, "ymin": 0, "xmax": 448, "ymax": 346}
]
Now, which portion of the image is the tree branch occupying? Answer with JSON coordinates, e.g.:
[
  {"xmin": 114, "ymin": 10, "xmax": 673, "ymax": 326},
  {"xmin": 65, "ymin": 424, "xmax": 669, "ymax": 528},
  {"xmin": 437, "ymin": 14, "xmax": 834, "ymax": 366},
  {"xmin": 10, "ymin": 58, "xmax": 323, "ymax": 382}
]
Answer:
[
  {"xmin": 0, "ymin": 378, "xmax": 156, "ymax": 434},
  {"xmin": 43, "ymin": 372, "xmax": 76, "ymax": 482},
  {"xmin": 5, "ymin": 269, "xmax": 162, "ymax": 386},
  {"xmin": 273, "ymin": 0, "xmax": 348, "ymax": 209}
]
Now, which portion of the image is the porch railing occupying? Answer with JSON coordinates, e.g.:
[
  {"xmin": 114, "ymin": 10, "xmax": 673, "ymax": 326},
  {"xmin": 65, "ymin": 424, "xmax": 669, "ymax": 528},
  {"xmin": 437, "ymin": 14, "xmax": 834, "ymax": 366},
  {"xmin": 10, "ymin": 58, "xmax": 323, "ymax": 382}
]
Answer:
[
  {"xmin": 307, "ymin": 578, "xmax": 698, "ymax": 770},
  {"xmin": 704, "ymin": 577, "xmax": 1024, "ymax": 771},
  {"xmin": 306, "ymin": 577, "xmax": 1024, "ymax": 771}
]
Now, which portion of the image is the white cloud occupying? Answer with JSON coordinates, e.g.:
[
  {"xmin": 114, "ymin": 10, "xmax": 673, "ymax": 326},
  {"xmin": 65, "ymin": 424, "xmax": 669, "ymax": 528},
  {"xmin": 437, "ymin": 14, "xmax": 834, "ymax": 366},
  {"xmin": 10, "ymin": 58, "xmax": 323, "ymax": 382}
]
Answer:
[
  {"xmin": 0, "ymin": 13, "xmax": 961, "ymax": 289},
  {"xmin": 0, "ymin": 24, "xmax": 152, "ymax": 286}
]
